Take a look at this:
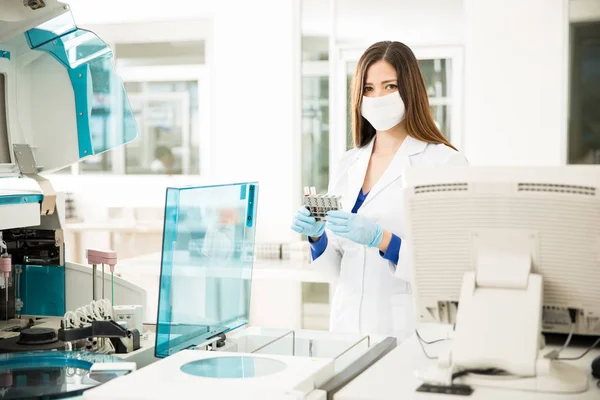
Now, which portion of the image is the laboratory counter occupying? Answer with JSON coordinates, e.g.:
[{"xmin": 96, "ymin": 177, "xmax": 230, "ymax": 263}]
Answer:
[{"xmin": 334, "ymin": 324, "xmax": 600, "ymax": 399}]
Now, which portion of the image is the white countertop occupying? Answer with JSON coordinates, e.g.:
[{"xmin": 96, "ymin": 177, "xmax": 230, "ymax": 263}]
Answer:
[{"xmin": 334, "ymin": 324, "xmax": 600, "ymax": 399}]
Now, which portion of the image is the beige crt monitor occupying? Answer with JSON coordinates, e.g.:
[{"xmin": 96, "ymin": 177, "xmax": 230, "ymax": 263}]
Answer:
[{"xmin": 403, "ymin": 166, "xmax": 600, "ymax": 337}]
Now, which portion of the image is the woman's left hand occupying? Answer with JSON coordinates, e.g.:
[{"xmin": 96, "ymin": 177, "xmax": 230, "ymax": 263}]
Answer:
[{"xmin": 326, "ymin": 210, "xmax": 383, "ymax": 248}]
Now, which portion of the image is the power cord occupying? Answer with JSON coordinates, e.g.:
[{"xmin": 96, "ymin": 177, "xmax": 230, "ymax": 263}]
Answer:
[
  {"xmin": 545, "ymin": 320, "xmax": 575, "ymax": 359},
  {"xmin": 415, "ymin": 329, "xmax": 448, "ymax": 360},
  {"xmin": 452, "ymin": 368, "xmax": 507, "ymax": 382},
  {"xmin": 556, "ymin": 336, "xmax": 600, "ymax": 361}
]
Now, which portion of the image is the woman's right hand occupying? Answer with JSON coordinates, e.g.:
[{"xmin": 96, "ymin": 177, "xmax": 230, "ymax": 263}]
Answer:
[{"xmin": 290, "ymin": 206, "xmax": 325, "ymax": 238}]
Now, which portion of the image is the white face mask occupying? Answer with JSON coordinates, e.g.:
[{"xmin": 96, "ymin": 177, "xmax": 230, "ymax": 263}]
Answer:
[{"xmin": 360, "ymin": 92, "xmax": 405, "ymax": 131}]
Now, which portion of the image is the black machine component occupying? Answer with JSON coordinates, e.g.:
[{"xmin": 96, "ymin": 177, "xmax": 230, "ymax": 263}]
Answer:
[
  {"xmin": 417, "ymin": 383, "xmax": 474, "ymax": 396},
  {"xmin": 0, "ymin": 320, "xmax": 140, "ymax": 355},
  {"xmin": 0, "ymin": 328, "xmax": 67, "ymax": 353},
  {"xmin": 592, "ymin": 354, "xmax": 600, "ymax": 379},
  {"xmin": 58, "ymin": 325, "xmax": 93, "ymax": 343},
  {"xmin": 23, "ymin": 0, "xmax": 46, "ymax": 10},
  {"xmin": 2, "ymin": 229, "xmax": 60, "ymax": 267},
  {"xmin": 113, "ymin": 328, "xmax": 140, "ymax": 354},
  {"xmin": 17, "ymin": 328, "xmax": 57, "ymax": 346},
  {"xmin": 58, "ymin": 320, "xmax": 141, "ymax": 354},
  {"xmin": 208, "ymin": 333, "xmax": 227, "ymax": 350}
]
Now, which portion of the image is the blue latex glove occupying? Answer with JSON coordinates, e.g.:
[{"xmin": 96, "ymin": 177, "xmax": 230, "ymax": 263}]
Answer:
[
  {"xmin": 326, "ymin": 210, "xmax": 383, "ymax": 248},
  {"xmin": 290, "ymin": 206, "xmax": 325, "ymax": 237}
]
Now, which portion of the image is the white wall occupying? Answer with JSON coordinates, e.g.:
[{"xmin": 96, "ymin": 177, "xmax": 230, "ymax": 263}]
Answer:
[
  {"xmin": 81, "ymin": 20, "xmax": 212, "ymax": 45},
  {"xmin": 462, "ymin": 0, "xmax": 569, "ymax": 166},
  {"xmin": 302, "ymin": 0, "xmax": 464, "ymax": 46},
  {"xmin": 570, "ymin": 0, "xmax": 600, "ymax": 22},
  {"xmin": 66, "ymin": 0, "xmax": 215, "ymax": 24},
  {"xmin": 210, "ymin": 0, "xmax": 300, "ymax": 243}
]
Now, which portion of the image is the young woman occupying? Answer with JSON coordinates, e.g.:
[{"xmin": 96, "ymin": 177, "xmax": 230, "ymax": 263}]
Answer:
[{"xmin": 291, "ymin": 41, "xmax": 467, "ymax": 340}]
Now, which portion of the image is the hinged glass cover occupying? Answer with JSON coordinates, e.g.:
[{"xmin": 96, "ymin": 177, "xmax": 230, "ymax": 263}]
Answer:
[
  {"xmin": 0, "ymin": 10, "xmax": 138, "ymax": 177},
  {"xmin": 23, "ymin": 12, "xmax": 138, "ymax": 160},
  {"xmin": 155, "ymin": 182, "xmax": 258, "ymax": 358}
]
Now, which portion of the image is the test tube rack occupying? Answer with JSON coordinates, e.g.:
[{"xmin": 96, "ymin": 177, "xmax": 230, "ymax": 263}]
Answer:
[{"xmin": 303, "ymin": 186, "xmax": 342, "ymax": 222}]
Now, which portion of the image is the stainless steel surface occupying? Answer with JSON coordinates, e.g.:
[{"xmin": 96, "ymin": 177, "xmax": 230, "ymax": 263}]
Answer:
[
  {"xmin": 12, "ymin": 144, "xmax": 40, "ymax": 175},
  {"xmin": 102, "ymin": 263, "xmax": 105, "ymax": 300},
  {"xmin": 92, "ymin": 264, "xmax": 97, "ymax": 301}
]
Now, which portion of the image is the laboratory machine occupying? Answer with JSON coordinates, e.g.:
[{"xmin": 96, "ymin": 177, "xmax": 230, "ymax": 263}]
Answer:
[
  {"xmin": 0, "ymin": 0, "xmax": 153, "ymax": 397},
  {"xmin": 403, "ymin": 166, "xmax": 600, "ymax": 394},
  {"xmin": 81, "ymin": 182, "xmax": 397, "ymax": 400}
]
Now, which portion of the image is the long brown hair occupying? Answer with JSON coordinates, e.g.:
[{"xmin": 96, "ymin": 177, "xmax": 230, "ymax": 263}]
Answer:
[{"xmin": 351, "ymin": 41, "xmax": 456, "ymax": 150}]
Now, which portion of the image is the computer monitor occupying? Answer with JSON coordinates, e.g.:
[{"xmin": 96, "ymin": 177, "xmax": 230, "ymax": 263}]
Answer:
[{"xmin": 403, "ymin": 166, "xmax": 600, "ymax": 337}]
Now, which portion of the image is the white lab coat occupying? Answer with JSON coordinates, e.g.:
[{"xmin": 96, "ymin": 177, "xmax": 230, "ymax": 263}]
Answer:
[{"xmin": 310, "ymin": 135, "xmax": 467, "ymax": 341}]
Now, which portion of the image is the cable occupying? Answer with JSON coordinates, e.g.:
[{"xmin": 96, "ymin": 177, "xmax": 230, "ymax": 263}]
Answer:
[
  {"xmin": 63, "ymin": 299, "xmax": 113, "ymax": 329},
  {"xmin": 561, "ymin": 322, "xmax": 575, "ymax": 350},
  {"xmin": 92, "ymin": 301, "xmax": 106, "ymax": 320},
  {"xmin": 416, "ymin": 329, "xmax": 447, "ymax": 345},
  {"xmin": 452, "ymin": 368, "xmax": 507, "ymax": 382},
  {"xmin": 545, "ymin": 321, "xmax": 575, "ymax": 359},
  {"xmin": 557, "ymin": 336, "xmax": 600, "ymax": 361},
  {"xmin": 84, "ymin": 304, "xmax": 95, "ymax": 322},
  {"xmin": 99, "ymin": 299, "xmax": 112, "ymax": 320},
  {"xmin": 63, "ymin": 311, "xmax": 76, "ymax": 329},
  {"xmin": 74, "ymin": 309, "xmax": 87, "ymax": 326},
  {"xmin": 415, "ymin": 329, "xmax": 448, "ymax": 360}
]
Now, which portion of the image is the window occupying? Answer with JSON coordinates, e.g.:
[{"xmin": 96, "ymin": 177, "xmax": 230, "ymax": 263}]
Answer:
[
  {"xmin": 116, "ymin": 41, "xmax": 204, "ymax": 175},
  {"xmin": 123, "ymin": 81, "xmax": 198, "ymax": 175},
  {"xmin": 419, "ymin": 59, "xmax": 452, "ymax": 138},
  {"xmin": 568, "ymin": 22, "xmax": 600, "ymax": 164},
  {"xmin": 301, "ymin": 36, "xmax": 330, "ymax": 194}
]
